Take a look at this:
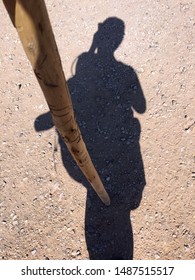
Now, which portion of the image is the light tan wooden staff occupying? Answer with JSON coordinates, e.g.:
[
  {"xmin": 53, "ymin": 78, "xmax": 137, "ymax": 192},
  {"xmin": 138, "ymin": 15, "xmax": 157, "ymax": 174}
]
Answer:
[{"xmin": 3, "ymin": 0, "xmax": 110, "ymax": 206}]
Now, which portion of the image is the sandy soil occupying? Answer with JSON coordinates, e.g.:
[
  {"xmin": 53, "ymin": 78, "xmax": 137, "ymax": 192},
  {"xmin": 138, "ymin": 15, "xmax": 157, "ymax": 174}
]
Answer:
[{"xmin": 0, "ymin": 0, "xmax": 194, "ymax": 260}]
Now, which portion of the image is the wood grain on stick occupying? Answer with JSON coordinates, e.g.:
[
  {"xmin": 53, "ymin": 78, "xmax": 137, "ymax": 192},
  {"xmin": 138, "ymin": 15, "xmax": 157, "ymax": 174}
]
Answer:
[{"xmin": 3, "ymin": 0, "xmax": 110, "ymax": 205}]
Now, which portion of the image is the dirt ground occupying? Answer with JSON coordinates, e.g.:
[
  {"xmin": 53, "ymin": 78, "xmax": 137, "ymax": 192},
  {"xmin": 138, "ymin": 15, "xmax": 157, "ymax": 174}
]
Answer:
[{"xmin": 0, "ymin": 0, "xmax": 194, "ymax": 260}]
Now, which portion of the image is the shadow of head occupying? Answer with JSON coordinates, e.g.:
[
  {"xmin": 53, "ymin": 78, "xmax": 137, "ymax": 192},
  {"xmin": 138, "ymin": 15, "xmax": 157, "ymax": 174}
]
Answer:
[{"xmin": 91, "ymin": 17, "xmax": 125, "ymax": 54}]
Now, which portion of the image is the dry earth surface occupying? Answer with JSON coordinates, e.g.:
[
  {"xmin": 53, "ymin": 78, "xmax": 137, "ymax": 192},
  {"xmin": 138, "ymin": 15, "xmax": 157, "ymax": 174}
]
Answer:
[{"xmin": 0, "ymin": 0, "xmax": 195, "ymax": 260}]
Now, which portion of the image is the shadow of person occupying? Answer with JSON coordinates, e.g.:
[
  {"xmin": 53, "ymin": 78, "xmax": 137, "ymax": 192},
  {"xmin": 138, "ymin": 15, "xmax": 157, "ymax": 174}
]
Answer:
[{"xmin": 34, "ymin": 17, "xmax": 146, "ymax": 260}]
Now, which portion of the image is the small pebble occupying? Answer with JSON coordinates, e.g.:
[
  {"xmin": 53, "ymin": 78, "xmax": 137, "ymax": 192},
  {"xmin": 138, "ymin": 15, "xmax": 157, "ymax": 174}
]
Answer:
[
  {"xmin": 31, "ymin": 249, "xmax": 37, "ymax": 256},
  {"xmin": 71, "ymin": 250, "xmax": 81, "ymax": 257}
]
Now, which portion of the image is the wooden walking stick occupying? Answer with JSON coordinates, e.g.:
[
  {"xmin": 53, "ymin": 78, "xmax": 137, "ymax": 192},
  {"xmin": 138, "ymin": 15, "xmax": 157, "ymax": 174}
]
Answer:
[{"xmin": 3, "ymin": 0, "xmax": 110, "ymax": 206}]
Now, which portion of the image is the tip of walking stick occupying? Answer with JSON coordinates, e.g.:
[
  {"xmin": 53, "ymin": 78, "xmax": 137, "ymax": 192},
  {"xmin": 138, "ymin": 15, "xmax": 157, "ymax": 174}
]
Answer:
[
  {"xmin": 105, "ymin": 201, "xmax": 111, "ymax": 206},
  {"xmin": 103, "ymin": 197, "xmax": 111, "ymax": 206}
]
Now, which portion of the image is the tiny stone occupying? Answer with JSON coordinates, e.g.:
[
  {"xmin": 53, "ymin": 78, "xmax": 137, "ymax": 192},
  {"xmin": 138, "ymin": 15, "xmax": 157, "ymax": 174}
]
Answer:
[
  {"xmin": 15, "ymin": 105, "xmax": 19, "ymax": 111},
  {"xmin": 12, "ymin": 215, "xmax": 17, "ymax": 220},
  {"xmin": 9, "ymin": 54, "xmax": 14, "ymax": 60},
  {"xmin": 184, "ymin": 244, "xmax": 190, "ymax": 252},
  {"xmin": 106, "ymin": 176, "xmax": 110, "ymax": 182},
  {"xmin": 137, "ymin": 67, "xmax": 144, "ymax": 73},
  {"xmin": 20, "ymin": 228, "xmax": 25, "ymax": 234},
  {"xmin": 71, "ymin": 250, "xmax": 81, "ymax": 257},
  {"xmin": 171, "ymin": 100, "xmax": 176, "ymax": 106},
  {"xmin": 155, "ymin": 254, "xmax": 160, "ymax": 259},
  {"xmin": 48, "ymin": 142, "xmax": 52, "ymax": 148},
  {"xmin": 12, "ymin": 220, "xmax": 18, "ymax": 226},
  {"xmin": 2, "ymin": 180, "xmax": 7, "ymax": 187},
  {"xmin": 31, "ymin": 249, "xmax": 37, "ymax": 256}
]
